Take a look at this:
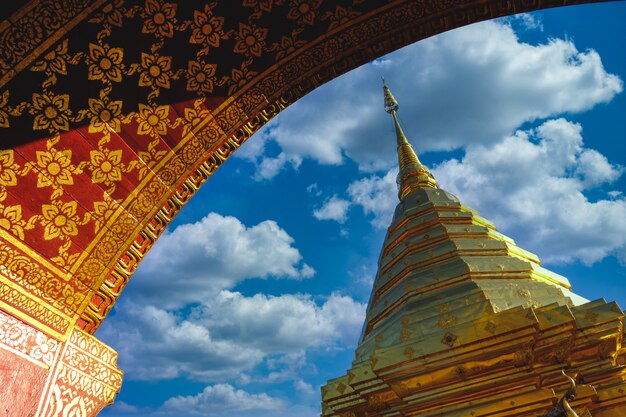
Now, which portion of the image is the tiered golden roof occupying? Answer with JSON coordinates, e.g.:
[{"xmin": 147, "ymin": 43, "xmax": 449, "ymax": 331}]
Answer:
[{"xmin": 320, "ymin": 82, "xmax": 626, "ymax": 417}]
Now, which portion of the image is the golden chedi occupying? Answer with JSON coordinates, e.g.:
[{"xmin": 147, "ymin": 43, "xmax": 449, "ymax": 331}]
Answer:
[{"xmin": 320, "ymin": 82, "xmax": 626, "ymax": 417}]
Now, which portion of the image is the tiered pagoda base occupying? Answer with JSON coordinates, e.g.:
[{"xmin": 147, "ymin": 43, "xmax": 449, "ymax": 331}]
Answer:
[{"xmin": 323, "ymin": 298, "xmax": 626, "ymax": 416}]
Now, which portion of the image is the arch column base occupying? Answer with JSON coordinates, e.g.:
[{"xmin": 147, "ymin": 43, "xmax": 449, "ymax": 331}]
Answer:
[{"xmin": 0, "ymin": 309, "xmax": 122, "ymax": 417}]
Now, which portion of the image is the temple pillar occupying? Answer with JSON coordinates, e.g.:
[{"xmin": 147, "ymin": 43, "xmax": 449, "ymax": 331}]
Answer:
[{"xmin": 0, "ymin": 310, "xmax": 122, "ymax": 417}]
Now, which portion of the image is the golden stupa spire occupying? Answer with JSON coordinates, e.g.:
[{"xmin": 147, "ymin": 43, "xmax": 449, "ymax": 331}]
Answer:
[
  {"xmin": 321, "ymin": 79, "xmax": 625, "ymax": 417},
  {"xmin": 383, "ymin": 78, "xmax": 438, "ymax": 199}
]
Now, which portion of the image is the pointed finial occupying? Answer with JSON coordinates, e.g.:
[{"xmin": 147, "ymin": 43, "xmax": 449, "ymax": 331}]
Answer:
[
  {"xmin": 382, "ymin": 79, "xmax": 438, "ymax": 199},
  {"xmin": 382, "ymin": 77, "xmax": 399, "ymax": 114}
]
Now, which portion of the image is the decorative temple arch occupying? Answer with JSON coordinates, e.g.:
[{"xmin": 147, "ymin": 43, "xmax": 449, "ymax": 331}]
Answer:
[{"xmin": 0, "ymin": 1, "xmax": 616, "ymax": 415}]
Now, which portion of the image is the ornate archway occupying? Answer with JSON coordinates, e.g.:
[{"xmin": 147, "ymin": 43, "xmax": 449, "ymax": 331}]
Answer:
[{"xmin": 0, "ymin": 1, "xmax": 612, "ymax": 415}]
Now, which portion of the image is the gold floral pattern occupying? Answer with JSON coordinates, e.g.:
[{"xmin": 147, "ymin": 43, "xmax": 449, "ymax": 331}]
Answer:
[
  {"xmin": 136, "ymin": 103, "xmax": 169, "ymax": 135},
  {"xmin": 220, "ymin": 63, "xmax": 258, "ymax": 96},
  {"xmin": 139, "ymin": 53, "xmax": 172, "ymax": 89},
  {"xmin": 35, "ymin": 149, "xmax": 75, "ymax": 189},
  {"xmin": 93, "ymin": 197, "xmax": 120, "ymax": 233},
  {"xmin": 180, "ymin": 101, "xmax": 212, "ymax": 138},
  {"xmin": 322, "ymin": 5, "xmax": 361, "ymax": 31},
  {"xmin": 60, "ymin": 283, "xmax": 83, "ymax": 311},
  {"xmin": 87, "ymin": 43, "xmax": 124, "ymax": 83},
  {"xmin": 189, "ymin": 4, "xmax": 226, "ymax": 51},
  {"xmin": 142, "ymin": 0, "xmax": 178, "ymax": 38},
  {"xmin": 31, "ymin": 92, "xmax": 72, "ymax": 132},
  {"xmin": 233, "ymin": 23, "xmax": 268, "ymax": 58},
  {"xmin": 136, "ymin": 147, "xmax": 167, "ymax": 180},
  {"xmin": 242, "ymin": 0, "xmax": 285, "ymax": 15},
  {"xmin": 89, "ymin": 148, "xmax": 124, "ymax": 186},
  {"xmin": 271, "ymin": 31, "xmax": 307, "ymax": 60},
  {"xmin": 88, "ymin": 98, "xmax": 123, "ymax": 133},
  {"xmin": 30, "ymin": 40, "xmax": 70, "ymax": 76},
  {"xmin": 0, "ymin": 150, "xmax": 19, "ymax": 187},
  {"xmin": 89, "ymin": 0, "xmax": 125, "ymax": 28},
  {"xmin": 0, "ymin": 204, "xmax": 26, "ymax": 240},
  {"xmin": 50, "ymin": 240, "xmax": 82, "ymax": 270},
  {"xmin": 94, "ymin": 235, "xmax": 121, "ymax": 263},
  {"xmin": 186, "ymin": 60, "xmax": 217, "ymax": 94},
  {"xmin": 287, "ymin": 0, "xmax": 322, "ymax": 25},
  {"xmin": 38, "ymin": 200, "xmax": 85, "ymax": 241}
]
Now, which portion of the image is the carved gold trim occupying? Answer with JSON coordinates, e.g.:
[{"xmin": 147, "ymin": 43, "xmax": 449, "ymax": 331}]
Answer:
[{"xmin": 0, "ymin": 0, "xmax": 109, "ymax": 88}]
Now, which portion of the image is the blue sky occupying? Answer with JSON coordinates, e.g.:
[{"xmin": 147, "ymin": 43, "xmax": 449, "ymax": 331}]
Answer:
[{"xmin": 98, "ymin": 3, "xmax": 626, "ymax": 416}]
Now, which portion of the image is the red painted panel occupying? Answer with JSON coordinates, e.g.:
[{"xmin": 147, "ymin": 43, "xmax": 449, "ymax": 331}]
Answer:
[{"xmin": 0, "ymin": 348, "xmax": 48, "ymax": 417}]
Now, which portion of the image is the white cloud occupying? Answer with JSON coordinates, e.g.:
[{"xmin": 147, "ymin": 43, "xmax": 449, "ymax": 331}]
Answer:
[
  {"xmin": 500, "ymin": 13, "xmax": 544, "ymax": 31},
  {"xmin": 308, "ymin": 169, "xmax": 397, "ymax": 230},
  {"xmin": 254, "ymin": 151, "xmax": 302, "ymax": 181},
  {"xmin": 98, "ymin": 300, "xmax": 263, "ymax": 381},
  {"xmin": 102, "ymin": 385, "xmax": 291, "ymax": 417},
  {"xmin": 98, "ymin": 291, "xmax": 365, "ymax": 382},
  {"xmin": 97, "ymin": 210, "xmax": 364, "ymax": 400},
  {"xmin": 241, "ymin": 19, "xmax": 621, "ymax": 178},
  {"xmin": 192, "ymin": 291, "xmax": 365, "ymax": 353},
  {"xmin": 125, "ymin": 213, "xmax": 314, "ymax": 309},
  {"xmin": 293, "ymin": 379, "xmax": 315, "ymax": 396},
  {"xmin": 314, "ymin": 118, "xmax": 626, "ymax": 266},
  {"xmin": 161, "ymin": 384, "xmax": 285, "ymax": 415},
  {"xmin": 432, "ymin": 118, "xmax": 626, "ymax": 265},
  {"xmin": 575, "ymin": 148, "xmax": 623, "ymax": 187},
  {"xmin": 347, "ymin": 169, "xmax": 398, "ymax": 229},
  {"xmin": 306, "ymin": 183, "xmax": 322, "ymax": 197},
  {"xmin": 313, "ymin": 195, "xmax": 351, "ymax": 223}
]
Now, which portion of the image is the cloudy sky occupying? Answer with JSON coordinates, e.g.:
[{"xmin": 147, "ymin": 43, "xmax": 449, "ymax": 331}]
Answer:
[{"xmin": 98, "ymin": 3, "xmax": 626, "ymax": 416}]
